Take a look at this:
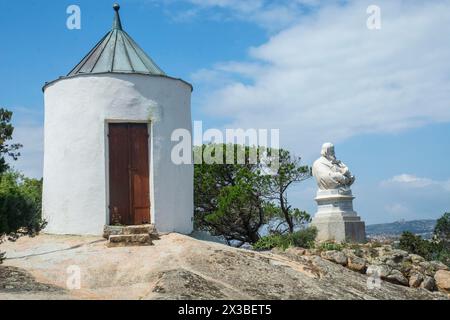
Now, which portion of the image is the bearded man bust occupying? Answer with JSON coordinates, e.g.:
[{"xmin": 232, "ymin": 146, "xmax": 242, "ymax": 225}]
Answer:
[
  {"xmin": 310, "ymin": 143, "xmax": 366, "ymax": 243},
  {"xmin": 312, "ymin": 143, "xmax": 355, "ymax": 191}
]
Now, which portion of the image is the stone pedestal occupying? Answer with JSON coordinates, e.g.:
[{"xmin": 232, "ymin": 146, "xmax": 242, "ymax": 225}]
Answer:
[{"xmin": 311, "ymin": 188, "xmax": 366, "ymax": 243}]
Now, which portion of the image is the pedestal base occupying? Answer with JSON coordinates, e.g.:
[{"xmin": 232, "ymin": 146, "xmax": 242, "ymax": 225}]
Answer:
[
  {"xmin": 311, "ymin": 217, "xmax": 366, "ymax": 243},
  {"xmin": 311, "ymin": 188, "xmax": 366, "ymax": 243}
]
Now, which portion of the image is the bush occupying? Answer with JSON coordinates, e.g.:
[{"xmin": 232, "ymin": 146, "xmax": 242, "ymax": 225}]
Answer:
[
  {"xmin": 253, "ymin": 234, "xmax": 288, "ymax": 251},
  {"xmin": 397, "ymin": 212, "xmax": 449, "ymax": 267},
  {"xmin": 398, "ymin": 231, "xmax": 449, "ymax": 266},
  {"xmin": 253, "ymin": 227, "xmax": 317, "ymax": 251},
  {"xmin": 316, "ymin": 241, "xmax": 344, "ymax": 252},
  {"xmin": 434, "ymin": 212, "xmax": 449, "ymax": 246},
  {"xmin": 290, "ymin": 227, "xmax": 318, "ymax": 248},
  {"xmin": 0, "ymin": 171, "xmax": 45, "ymax": 264},
  {"xmin": 398, "ymin": 232, "xmax": 431, "ymax": 258}
]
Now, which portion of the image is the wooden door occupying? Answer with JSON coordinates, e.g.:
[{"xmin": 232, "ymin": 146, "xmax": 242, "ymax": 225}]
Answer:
[{"xmin": 109, "ymin": 123, "xmax": 151, "ymax": 225}]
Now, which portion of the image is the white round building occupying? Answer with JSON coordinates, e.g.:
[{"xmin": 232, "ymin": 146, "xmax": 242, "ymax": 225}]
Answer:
[{"xmin": 42, "ymin": 5, "xmax": 193, "ymax": 236}]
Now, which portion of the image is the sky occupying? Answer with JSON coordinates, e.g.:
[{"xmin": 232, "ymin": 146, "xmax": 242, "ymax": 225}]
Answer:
[{"xmin": 1, "ymin": 0, "xmax": 449, "ymax": 224}]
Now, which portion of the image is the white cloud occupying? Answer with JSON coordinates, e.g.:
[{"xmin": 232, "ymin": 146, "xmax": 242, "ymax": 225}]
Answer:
[
  {"xmin": 168, "ymin": 0, "xmax": 338, "ymax": 31},
  {"xmin": 381, "ymin": 174, "xmax": 450, "ymax": 191},
  {"xmin": 387, "ymin": 174, "xmax": 435, "ymax": 188},
  {"xmin": 192, "ymin": 0, "xmax": 450, "ymax": 160}
]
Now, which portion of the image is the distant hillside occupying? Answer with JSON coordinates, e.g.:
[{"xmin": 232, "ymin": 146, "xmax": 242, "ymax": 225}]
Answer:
[{"xmin": 366, "ymin": 219, "xmax": 437, "ymax": 239}]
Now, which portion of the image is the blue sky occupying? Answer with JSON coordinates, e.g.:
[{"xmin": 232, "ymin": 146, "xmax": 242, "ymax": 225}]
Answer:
[{"xmin": 1, "ymin": 0, "xmax": 449, "ymax": 224}]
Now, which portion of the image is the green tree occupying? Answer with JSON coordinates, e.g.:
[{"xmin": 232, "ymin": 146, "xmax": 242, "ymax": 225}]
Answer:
[
  {"xmin": 265, "ymin": 149, "xmax": 311, "ymax": 233},
  {"xmin": 433, "ymin": 212, "xmax": 450, "ymax": 265},
  {"xmin": 194, "ymin": 144, "xmax": 311, "ymax": 246},
  {"xmin": 194, "ymin": 144, "xmax": 269, "ymax": 246},
  {"xmin": 398, "ymin": 212, "xmax": 450, "ymax": 267},
  {"xmin": 434, "ymin": 212, "xmax": 450, "ymax": 245},
  {"xmin": 0, "ymin": 108, "xmax": 44, "ymax": 264},
  {"xmin": 0, "ymin": 171, "xmax": 44, "ymax": 237},
  {"xmin": 0, "ymin": 108, "xmax": 22, "ymax": 174},
  {"xmin": 0, "ymin": 171, "xmax": 45, "ymax": 264},
  {"xmin": 398, "ymin": 231, "xmax": 433, "ymax": 260}
]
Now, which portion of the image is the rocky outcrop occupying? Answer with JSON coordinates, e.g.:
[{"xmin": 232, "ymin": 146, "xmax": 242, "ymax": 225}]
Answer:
[
  {"xmin": 320, "ymin": 250, "xmax": 347, "ymax": 266},
  {"xmin": 347, "ymin": 255, "xmax": 367, "ymax": 273},
  {"xmin": 434, "ymin": 270, "xmax": 450, "ymax": 293},
  {"xmin": 295, "ymin": 243, "xmax": 448, "ymax": 293},
  {"xmin": 409, "ymin": 272, "xmax": 424, "ymax": 288},
  {"xmin": 0, "ymin": 235, "xmax": 447, "ymax": 300}
]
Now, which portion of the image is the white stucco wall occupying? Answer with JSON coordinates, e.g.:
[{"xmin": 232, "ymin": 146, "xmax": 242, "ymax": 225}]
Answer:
[{"xmin": 42, "ymin": 73, "xmax": 193, "ymax": 235}]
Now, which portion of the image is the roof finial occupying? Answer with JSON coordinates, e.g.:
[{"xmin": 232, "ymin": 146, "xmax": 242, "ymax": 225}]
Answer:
[{"xmin": 112, "ymin": 3, "xmax": 123, "ymax": 30}]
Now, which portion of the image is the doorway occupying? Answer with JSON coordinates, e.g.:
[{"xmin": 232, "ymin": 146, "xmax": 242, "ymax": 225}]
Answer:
[{"xmin": 108, "ymin": 123, "xmax": 151, "ymax": 225}]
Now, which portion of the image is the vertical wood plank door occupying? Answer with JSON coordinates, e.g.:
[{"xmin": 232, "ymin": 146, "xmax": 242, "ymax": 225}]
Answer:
[
  {"xmin": 129, "ymin": 124, "xmax": 151, "ymax": 225},
  {"xmin": 109, "ymin": 123, "xmax": 151, "ymax": 226}
]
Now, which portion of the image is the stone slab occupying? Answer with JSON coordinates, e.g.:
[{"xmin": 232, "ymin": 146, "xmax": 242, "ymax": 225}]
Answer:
[
  {"xmin": 103, "ymin": 224, "xmax": 158, "ymax": 239},
  {"xmin": 311, "ymin": 218, "xmax": 366, "ymax": 243},
  {"xmin": 107, "ymin": 234, "xmax": 153, "ymax": 247}
]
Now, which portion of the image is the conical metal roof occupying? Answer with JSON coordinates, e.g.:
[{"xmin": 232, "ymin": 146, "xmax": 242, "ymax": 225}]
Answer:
[{"xmin": 67, "ymin": 4, "xmax": 165, "ymax": 77}]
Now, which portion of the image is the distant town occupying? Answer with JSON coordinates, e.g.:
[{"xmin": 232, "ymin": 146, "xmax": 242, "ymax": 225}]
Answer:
[{"xmin": 366, "ymin": 219, "xmax": 437, "ymax": 241}]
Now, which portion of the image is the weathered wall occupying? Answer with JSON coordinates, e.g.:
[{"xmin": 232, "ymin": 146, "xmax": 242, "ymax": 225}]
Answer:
[{"xmin": 43, "ymin": 73, "xmax": 193, "ymax": 235}]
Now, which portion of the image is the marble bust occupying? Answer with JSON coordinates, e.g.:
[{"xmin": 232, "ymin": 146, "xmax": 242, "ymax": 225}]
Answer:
[
  {"xmin": 312, "ymin": 143, "xmax": 355, "ymax": 191},
  {"xmin": 311, "ymin": 143, "xmax": 366, "ymax": 243}
]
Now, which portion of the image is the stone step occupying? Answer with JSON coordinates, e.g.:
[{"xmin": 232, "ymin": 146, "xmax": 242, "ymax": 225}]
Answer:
[
  {"xmin": 103, "ymin": 224, "xmax": 158, "ymax": 239},
  {"xmin": 107, "ymin": 234, "xmax": 152, "ymax": 247}
]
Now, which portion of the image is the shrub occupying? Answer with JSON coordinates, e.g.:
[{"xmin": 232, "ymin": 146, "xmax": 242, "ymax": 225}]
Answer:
[
  {"xmin": 253, "ymin": 234, "xmax": 288, "ymax": 251},
  {"xmin": 398, "ymin": 231, "xmax": 432, "ymax": 258},
  {"xmin": 435, "ymin": 249, "xmax": 450, "ymax": 267},
  {"xmin": 434, "ymin": 212, "xmax": 449, "ymax": 246},
  {"xmin": 369, "ymin": 241, "xmax": 383, "ymax": 248},
  {"xmin": 290, "ymin": 227, "xmax": 317, "ymax": 248},
  {"xmin": 316, "ymin": 241, "xmax": 344, "ymax": 252},
  {"xmin": 0, "ymin": 171, "xmax": 45, "ymax": 237},
  {"xmin": 398, "ymin": 230, "xmax": 449, "ymax": 266},
  {"xmin": 0, "ymin": 171, "xmax": 45, "ymax": 264},
  {"xmin": 253, "ymin": 227, "xmax": 317, "ymax": 251}
]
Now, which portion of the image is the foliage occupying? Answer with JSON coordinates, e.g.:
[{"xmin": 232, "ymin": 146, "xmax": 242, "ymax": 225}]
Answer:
[
  {"xmin": 0, "ymin": 171, "xmax": 45, "ymax": 238},
  {"xmin": 0, "ymin": 109, "xmax": 44, "ymax": 264},
  {"xmin": 265, "ymin": 149, "xmax": 311, "ymax": 233},
  {"xmin": 0, "ymin": 108, "xmax": 22, "ymax": 175},
  {"xmin": 398, "ymin": 232, "xmax": 435, "ymax": 259},
  {"xmin": 315, "ymin": 241, "xmax": 344, "ymax": 252},
  {"xmin": 434, "ymin": 212, "xmax": 450, "ymax": 245},
  {"xmin": 0, "ymin": 171, "xmax": 45, "ymax": 264},
  {"xmin": 399, "ymin": 229, "xmax": 449, "ymax": 267},
  {"xmin": 253, "ymin": 227, "xmax": 317, "ymax": 251},
  {"xmin": 194, "ymin": 144, "xmax": 270, "ymax": 245},
  {"xmin": 432, "ymin": 212, "xmax": 450, "ymax": 265},
  {"xmin": 368, "ymin": 241, "xmax": 383, "ymax": 248},
  {"xmin": 206, "ymin": 181, "xmax": 265, "ymax": 244},
  {"xmin": 194, "ymin": 144, "xmax": 311, "ymax": 246}
]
